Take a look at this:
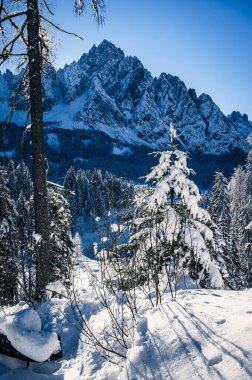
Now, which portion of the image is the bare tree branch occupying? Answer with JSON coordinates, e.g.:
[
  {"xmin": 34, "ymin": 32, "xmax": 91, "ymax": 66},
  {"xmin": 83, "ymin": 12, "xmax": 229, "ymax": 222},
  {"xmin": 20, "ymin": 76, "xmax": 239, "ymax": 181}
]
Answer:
[
  {"xmin": 0, "ymin": 20, "xmax": 27, "ymax": 64},
  {"xmin": 42, "ymin": 0, "xmax": 55, "ymax": 16},
  {"xmin": 1, "ymin": 6, "xmax": 28, "ymax": 47},
  {"xmin": 39, "ymin": 14, "xmax": 84, "ymax": 40},
  {"xmin": 0, "ymin": 10, "xmax": 27, "ymax": 25}
]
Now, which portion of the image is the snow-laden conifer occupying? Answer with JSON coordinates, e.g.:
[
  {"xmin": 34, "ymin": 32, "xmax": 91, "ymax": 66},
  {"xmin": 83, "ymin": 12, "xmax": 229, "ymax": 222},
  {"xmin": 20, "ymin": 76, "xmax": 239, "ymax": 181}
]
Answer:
[
  {"xmin": 209, "ymin": 171, "xmax": 244, "ymax": 288},
  {"xmin": 74, "ymin": 232, "xmax": 83, "ymax": 258},
  {"xmin": 240, "ymin": 148, "xmax": 252, "ymax": 286},
  {"xmin": 47, "ymin": 189, "xmax": 74, "ymax": 285},
  {"xmin": 244, "ymin": 148, "xmax": 252, "ymax": 246},
  {"xmin": 131, "ymin": 122, "xmax": 227, "ymax": 296},
  {"xmin": 227, "ymin": 166, "xmax": 247, "ymax": 287},
  {"xmin": 64, "ymin": 166, "xmax": 78, "ymax": 221},
  {"xmin": 210, "ymin": 172, "xmax": 230, "ymax": 232},
  {"xmin": 0, "ymin": 167, "xmax": 19, "ymax": 305}
]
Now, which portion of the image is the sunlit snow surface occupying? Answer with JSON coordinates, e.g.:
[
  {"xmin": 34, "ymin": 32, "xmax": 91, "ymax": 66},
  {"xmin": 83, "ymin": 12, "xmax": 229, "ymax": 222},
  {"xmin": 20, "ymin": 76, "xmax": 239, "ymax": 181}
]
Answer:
[{"xmin": 0, "ymin": 258, "xmax": 252, "ymax": 379}]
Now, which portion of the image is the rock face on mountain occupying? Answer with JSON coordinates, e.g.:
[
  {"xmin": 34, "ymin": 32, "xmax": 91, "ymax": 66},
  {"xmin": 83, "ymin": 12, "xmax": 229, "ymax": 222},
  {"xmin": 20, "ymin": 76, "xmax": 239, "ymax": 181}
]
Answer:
[{"xmin": 0, "ymin": 40, "xmax": 251, "ymax": 154}]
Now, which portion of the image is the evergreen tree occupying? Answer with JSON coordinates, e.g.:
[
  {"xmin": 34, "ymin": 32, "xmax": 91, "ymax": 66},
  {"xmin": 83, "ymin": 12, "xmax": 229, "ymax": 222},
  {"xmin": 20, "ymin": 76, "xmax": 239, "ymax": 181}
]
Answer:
[
  {"xmin": 7, "ymin": 160, "xmax": 17, "ymax": 200},
  {"xmin": 64, "ymin": 166, "xmax": 76, "ymax": 191},
  {"xmin": 64, "ymin": 167, "xmax": 78, "ymax": 221},
  {"xmin": 5, "ymin": 161, "xmax": 35, "ymax": 301},
  {"xmin": 210, "ymin": 173, "xmax": 229, "ymax": 224},
  {"xmin": 47, "ymin": 189, "xmax": 74, "ymax": 285},
  {"xmin": 227, "ymin": 166, "xmax": 247, "ymax": 288},
  {"xmin": 16, "ymin": 193, "xmax": 35, "ymax": 302},
  {"xmin": 7, "ymin": 160, "xmax": 32, "ymax": 201},
  {"xmin": 0, "ymin": 167, "xmax": 19, "ymax": 305},
  {"xmin": 74, "ymin": 232, "xmax": 83, "ymax": 258},
  {"xmin": 131, "ymin": 123, "xmax": 227, "ymax": 297},
  {"xmin": 244, "ymin": 221, "xmax": 252, "ymax": 287},
  {"xmin": 77, "ymin": 170, "xmax": 91, "ymax": 216},
  {"xmin": 224, "ymin": 151, "xmax": 252, "ymax": 289},
  {"xmin": 210, "ymin": 172, "xmax": 230, "ymax": 246},
  {"xmin": 209, "ymin": 171, "xmax": 245, "ymax": 288},
  {"xmin": 240, "ymin": 148, "xmax": 252, "ymax": 287},
  {"xmin": 15, "ymin": 161, "xmax": 32, "ymax": 200},
  {"xmin": 244, "ymin": 148, "xmax": 252, "ymax": 245}
]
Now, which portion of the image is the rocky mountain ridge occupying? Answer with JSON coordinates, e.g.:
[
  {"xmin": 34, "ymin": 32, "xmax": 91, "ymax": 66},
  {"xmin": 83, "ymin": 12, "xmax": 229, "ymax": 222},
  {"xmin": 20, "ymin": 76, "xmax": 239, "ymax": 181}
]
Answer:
[{"xmin": 0, "ymin": 40, "xmax": 251, "ymax": 155}]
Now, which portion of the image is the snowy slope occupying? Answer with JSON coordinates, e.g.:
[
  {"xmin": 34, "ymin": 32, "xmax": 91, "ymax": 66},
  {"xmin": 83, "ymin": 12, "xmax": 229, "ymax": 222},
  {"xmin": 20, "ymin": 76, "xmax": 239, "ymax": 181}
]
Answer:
[
  {"xmin": 0, "ymin": 258, "xmax": 252, "ymax": 380},
  {"xmin": 122, "ymin": 289, "xmax": 252, "ymax": 380},
  {"xmin": 0, "ymin": 40, "xmax": 252, "ymax": 154}
]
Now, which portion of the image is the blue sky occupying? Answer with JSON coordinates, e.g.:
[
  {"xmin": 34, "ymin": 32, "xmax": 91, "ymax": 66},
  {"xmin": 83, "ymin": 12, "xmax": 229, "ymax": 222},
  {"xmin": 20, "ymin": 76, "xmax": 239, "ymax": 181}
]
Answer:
[{"xmin": 5, "ymin": 0, "xmax": 252, "ymax": 118}]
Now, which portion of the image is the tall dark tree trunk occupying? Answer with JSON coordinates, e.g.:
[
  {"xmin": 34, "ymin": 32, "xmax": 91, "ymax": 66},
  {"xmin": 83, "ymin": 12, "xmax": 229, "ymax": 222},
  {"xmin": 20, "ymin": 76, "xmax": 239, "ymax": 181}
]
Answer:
[{"xmin": 26, "ymin": 0, "xmax": 50, "ymax": 301}]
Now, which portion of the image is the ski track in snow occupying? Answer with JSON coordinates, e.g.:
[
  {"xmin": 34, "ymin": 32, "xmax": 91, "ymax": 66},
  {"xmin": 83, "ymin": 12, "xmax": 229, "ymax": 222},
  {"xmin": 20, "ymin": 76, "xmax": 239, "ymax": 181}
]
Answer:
[
  {"xmin": 123, "ymin": 290, "xmax": 252, "ymax": 380},
  {"xmin": 0, "ymin": 259, "xmax": 252, "ymax": 380}
]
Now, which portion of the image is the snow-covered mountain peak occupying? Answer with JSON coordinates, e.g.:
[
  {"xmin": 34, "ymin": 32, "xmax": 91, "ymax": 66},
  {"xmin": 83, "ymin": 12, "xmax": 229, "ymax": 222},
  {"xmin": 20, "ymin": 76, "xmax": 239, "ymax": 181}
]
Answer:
[{"xmin": 1, "ymin": 40, "xmax": 252, "ymax": 154}]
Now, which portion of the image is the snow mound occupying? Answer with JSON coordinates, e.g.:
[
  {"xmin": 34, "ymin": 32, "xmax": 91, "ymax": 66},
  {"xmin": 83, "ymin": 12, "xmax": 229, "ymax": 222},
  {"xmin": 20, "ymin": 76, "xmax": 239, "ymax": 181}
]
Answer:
[{"xmin": 0, "ymin": 306, "xmax": 60, "ymax": 362}]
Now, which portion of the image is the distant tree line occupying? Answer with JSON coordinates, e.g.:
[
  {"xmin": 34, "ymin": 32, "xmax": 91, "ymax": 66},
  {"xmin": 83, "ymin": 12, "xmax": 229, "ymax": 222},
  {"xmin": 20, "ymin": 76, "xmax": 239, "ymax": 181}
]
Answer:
[{"xmin": 64, "ymin": 167, "xmax": 135, "ymax": 220}]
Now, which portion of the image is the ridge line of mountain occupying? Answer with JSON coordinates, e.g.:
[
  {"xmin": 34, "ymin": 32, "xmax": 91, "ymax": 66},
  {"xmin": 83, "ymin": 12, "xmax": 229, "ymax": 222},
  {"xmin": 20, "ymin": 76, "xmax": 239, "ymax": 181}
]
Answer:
[{"xmin": 0, "ymin": 39, "xmax": 251, "ymax": 155}]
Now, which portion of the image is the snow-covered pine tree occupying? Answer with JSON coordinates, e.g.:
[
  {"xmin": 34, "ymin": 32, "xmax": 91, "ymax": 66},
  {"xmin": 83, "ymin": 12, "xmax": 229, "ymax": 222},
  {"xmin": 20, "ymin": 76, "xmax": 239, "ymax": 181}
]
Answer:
[
  {"xmin": 7, "ymin": 160, "xmax": 17, "ymax": 200},
  {"xmin": 16, "ymin": 192, "xmax": 35, "ymax": 302},
  {"xmin": 130, "ymin": 122, "xmax": 227, "ymax": 299},
  {"xmin": 64, "ymin": 166, "xmax": 76, "ymax": 191},
  {"xmin": 91, "ymin": 169, "xmax": 105, "ymax": 217},
  {"xmin": 7, "ymin": 160, "xmax": 32, "ymax": 202},
  {"xmin": 15, "ymin": 161, "xmax": 32, "ymax": 201},
  {"xmin": 244, "ymin": 221, "xmax": 252, "ymax": 287},
  {"xmin": 64, "ymin": 167, "xmax": 78, "ymax": 221},
  {"xmin": 209, "ymin": 171, "xmax": 242, "ymax": 288},
  {"xmin": 241, "ymin": 148, "xmax": 252, "ymax": 287},
  {"xmin": 200, "ymin": 191, "xmax": 211, "ymax": 211},
  {"xmin": 75, "ymin": 169, "xmax": 90, "ymax": 216},
  {"xmin": 244, "ymin": 148, "xmax": 252, "ymax": 246},
  {"xmin": 227, "ymin": 166, "xmax": 247, "ymax": 288},
  {"xmin": 73, "ymin": 232, "xmax": 83, "ymax": 258},
  {"xmin": 47, "ymin": 188, "xmax": 74, "ymax": 285},
  {"xmin": 6, "ymin": 161, "xmax": 35, "ymax": 301},
  {"xmin": 0, "ymin": 167, "xmax": 19, "ymax": 305},
  {"xmin": 104, "ymin": 172, "xmax": 114, "ymax": 210},
  {"xmin": 210, "ymin": 172, "xmax": 230, "ymax": 233}
]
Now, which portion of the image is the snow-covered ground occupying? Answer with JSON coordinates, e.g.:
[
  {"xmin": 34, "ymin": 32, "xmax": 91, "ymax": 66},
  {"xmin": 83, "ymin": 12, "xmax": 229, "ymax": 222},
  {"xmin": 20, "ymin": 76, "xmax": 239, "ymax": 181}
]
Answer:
[
  {"xmin": 0, "ymin": 258, "xmax": 252, "ymax": 380},
  {"xmin": 123, "ymin": 289, "xmax": 252, "ymax": 380}
]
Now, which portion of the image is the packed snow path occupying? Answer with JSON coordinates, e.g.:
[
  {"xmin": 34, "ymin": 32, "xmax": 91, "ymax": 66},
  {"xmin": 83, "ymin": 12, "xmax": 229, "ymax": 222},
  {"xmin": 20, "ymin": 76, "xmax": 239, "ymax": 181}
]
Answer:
[
  {"xmin": 0, "ymin": 259, "xmax": 252, "ymax": 379},
  {"xmin": 123, "ymin": 289, "xmax": 252, "ymax": 380}
]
